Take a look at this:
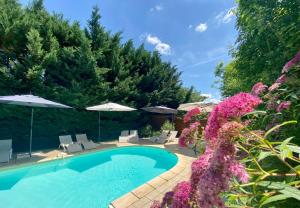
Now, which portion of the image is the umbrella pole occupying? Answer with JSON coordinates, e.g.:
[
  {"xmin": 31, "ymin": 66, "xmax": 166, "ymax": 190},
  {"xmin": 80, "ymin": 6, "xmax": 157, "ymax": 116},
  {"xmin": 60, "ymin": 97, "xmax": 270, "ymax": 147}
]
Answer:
[
  {"xmin": 98, "ymin": 112, "xmax": 101, "ymax": 141},
  {"xmin": 29, "ymin": 108, "xmax": 34, "ymax": 157}
]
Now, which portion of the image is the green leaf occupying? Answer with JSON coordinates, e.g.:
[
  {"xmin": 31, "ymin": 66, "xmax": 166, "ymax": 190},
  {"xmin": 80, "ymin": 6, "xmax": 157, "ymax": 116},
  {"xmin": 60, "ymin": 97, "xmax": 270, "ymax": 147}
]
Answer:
[
  {"xmin": 264, "ymin": 121, "xmax": 297, "ymax": 138},
  {"xmin": 258, "ymin": 181, "xmax": 300, "ymax": 201},
  {"xmin": 279, "ymin": 137, "xmax": 294, "ymax": 160},
  {"xmin": 244, "ymin": 110, "xmax": 267, "ymax": 117},
  {"xmin": 287, "ymin": 145, "xmax": 300, "ymax": 155},
  {"xmin": 260, "ymin": 194, "xmax": 289, "ymax": 207},
  {"xmin": 258, "ymin": 151, "xmax": 273, "ymax": 161}
]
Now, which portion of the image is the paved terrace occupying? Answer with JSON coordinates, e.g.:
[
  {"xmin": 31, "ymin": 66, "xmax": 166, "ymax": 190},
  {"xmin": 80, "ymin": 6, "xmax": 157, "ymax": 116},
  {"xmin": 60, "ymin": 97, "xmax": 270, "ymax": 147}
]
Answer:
[{"xmin": 0, "ymin": 140, "xmax": 197, "ymax": 208}]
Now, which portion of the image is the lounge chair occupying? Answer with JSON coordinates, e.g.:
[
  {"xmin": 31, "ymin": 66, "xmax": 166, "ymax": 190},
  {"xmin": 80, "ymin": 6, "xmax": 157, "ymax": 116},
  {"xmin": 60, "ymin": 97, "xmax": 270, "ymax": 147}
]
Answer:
[
  {"xmin": 75, "ymin": 134, "xmax": 97, "ymax": 150},
  {"xmin": 119, "ymin": 130, "xmax": 130, "ymax": 143},
  {"xmin": 150, "ymin": 131, "xmax": 169, "ymax": 143},
  {"xmin": 166, "ymin": 131, "xmax": 178, "ymax": 142},
  {"xmin": 128, "ymin": 130, "xmax": 139, "ymax": 142},
  {"xmin": 59, "ymin": 135, "xmax": 82, "ymax": 153},
  {"xmin": 0, "ymin": 139, "xmax": 12, "ymax": 163}
]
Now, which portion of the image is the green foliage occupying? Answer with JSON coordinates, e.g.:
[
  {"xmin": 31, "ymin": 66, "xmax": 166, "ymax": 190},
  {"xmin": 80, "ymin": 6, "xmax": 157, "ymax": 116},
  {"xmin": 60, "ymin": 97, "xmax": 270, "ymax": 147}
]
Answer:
[
  {"xmin": 226, "ymin": 65, "xmax": 300, "ymax": 207},
  {"xmin": 160, "ymin": 120, "xmax": 175, "ymax": 131},
  {"xmin": 216, "ymin": 0, "xmax": 300, "ymax": 96},
  {"xmin": 139, "ymin": 124, "xmax": 159, "ymax": 138},
  {"xmin": 0, "ymin": 0, "xmax": 193, "ymax": 151}
]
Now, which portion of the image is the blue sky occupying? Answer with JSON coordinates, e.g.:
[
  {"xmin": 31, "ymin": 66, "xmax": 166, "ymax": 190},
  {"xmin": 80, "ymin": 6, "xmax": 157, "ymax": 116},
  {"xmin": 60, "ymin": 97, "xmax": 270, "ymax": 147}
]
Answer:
[{"xmin": 20, "ymin": 0, "xmax": 237, "ymax": 102}]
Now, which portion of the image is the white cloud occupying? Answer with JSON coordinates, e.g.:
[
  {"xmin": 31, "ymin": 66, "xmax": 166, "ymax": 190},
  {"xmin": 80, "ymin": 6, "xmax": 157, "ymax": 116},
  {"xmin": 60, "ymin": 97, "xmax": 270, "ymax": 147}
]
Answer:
[
  {"xmin": 150, "ymin": 4, "xmax": 163, "ymax": 12},
  {"xmin": 146, "ymin": 35, "xmax": 161, "ymax": 45},
  {"xmin": 216, "ymin": 7, "xmax": 236, "ymax": 24},
  {"xmin": 201, "ymin": 93, "xmax": 212, "ymax": 99},
  {"xmin": 201, "ymin": 93, "xmax": 221, "ymax": 104},
  {"xmin": 188, "ymin": 24, "xmax": 193, "ymax": 29},
  {"xmin": 145, "ymin": 34, "xmax": 171, "ymax": 55},
  {"xmin": 195, "ymin": 23, "xmax": 207, "ymax": 32},
  {"xmin": 155, "ymin": 43, "xmax": 171, "ymax": 55}
]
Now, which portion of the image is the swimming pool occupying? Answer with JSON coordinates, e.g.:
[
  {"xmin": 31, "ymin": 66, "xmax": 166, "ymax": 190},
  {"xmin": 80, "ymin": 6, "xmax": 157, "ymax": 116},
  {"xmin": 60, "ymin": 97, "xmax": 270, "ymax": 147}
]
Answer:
[{"xmin": 0, "ymin": 146, "xmax": 177, "ymax": 208}]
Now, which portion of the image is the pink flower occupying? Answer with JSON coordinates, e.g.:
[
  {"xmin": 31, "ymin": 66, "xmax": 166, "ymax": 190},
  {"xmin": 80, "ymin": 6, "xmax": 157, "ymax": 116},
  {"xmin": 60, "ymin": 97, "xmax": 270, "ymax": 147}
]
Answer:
[
  {"xmin": 251, "ymin": 82, "xmax": 267, "ymax": 96},
  {"xmin": 228, "ymin": 161, "xmax": 249, "ymax": 183},
  {"xmin": 282, "ymin": 50, "xmax": 300, "ymax": 73},
  {"xmin": 184, "ymin": 107, "xmax": 201, "ymax": 123},
  {"xmin": 268, "ymin": 82, "xmax": 280, "ymax": 92},
  {"xmin": 150, "ymin": 201, "xmax": 161, "ymax": 208},
  {"xmin": 217, "ymin": 121, "xmax": 243, "ymax": 141},
  {"xmin": 179, "ymin": 122, "xmax": 200, "ymax": 147},
  {"xmin": 276, "ymin": 101, "xmax": 291, "ymax": 112},
  {"xmin": 276, "ymin": 74, "xmax": 286, "ymax": 84},
  {"xmin": 191, "ymin": 148, "xmax": 213, "ymax": 187},
  {"xmin": 172, "ymin": 181, "xmax": 192, "ymax": 208},
  {"xmin": 205, "ymin": 93, "xmax": 262, "ymax": 146}
]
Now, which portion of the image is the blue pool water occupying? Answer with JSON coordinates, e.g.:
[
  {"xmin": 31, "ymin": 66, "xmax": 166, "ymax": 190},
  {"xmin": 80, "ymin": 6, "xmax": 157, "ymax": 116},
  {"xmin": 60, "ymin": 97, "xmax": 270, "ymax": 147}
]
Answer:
[{"xmin": 0, "ymin": 146, "xmax": 177, "ymax": 208}]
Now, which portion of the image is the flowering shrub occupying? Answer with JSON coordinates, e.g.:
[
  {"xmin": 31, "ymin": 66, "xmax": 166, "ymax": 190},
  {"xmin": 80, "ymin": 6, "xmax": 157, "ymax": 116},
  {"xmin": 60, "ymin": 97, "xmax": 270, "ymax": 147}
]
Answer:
[
  {"xmin": 151, "ymin": 50, "xmax": 300, "ymax": 208},
  {"xmin": 183, "ymin": 107, "xmax": 201, "ymax": 123}
]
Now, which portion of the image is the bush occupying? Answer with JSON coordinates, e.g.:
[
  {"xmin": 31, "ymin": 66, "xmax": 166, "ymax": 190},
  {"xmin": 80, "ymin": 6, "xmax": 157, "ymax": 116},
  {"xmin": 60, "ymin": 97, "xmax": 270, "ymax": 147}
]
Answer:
[
  {"xmin": 139, "ymin": 124, "xmax": 160, "ymax": 138},
  {"xmin": 161, "ymin": 120, "xmax": 175, "ymax": 131}
]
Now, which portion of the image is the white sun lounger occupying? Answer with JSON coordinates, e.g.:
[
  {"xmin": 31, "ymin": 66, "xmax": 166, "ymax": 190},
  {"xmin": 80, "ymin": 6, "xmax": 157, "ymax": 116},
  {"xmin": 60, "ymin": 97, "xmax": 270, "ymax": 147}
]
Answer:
[
  {"xmin": 128, "ymin": 130, "xmax": 139, "ymax": 142},
  {"xmin": 75, "ymin": 134, "xmax": 97, "ymax": 150},
  {"xmin": 59, "ymin": 135, "xmax": 82, "ymax": 153},
  {"xmin": 0, "ymin": 139, "xmax": 13, "ymax": 163},
  {"xmin": 118, "ymin": 130, "xmax": 130, "ymax": 143},
  {"xmin": 150, "ymin": 131, "xmax": 169, "ymax": 143},
  {"xmin": 167, "ymin": 131, "xmax": 178, "ymax": 142}
]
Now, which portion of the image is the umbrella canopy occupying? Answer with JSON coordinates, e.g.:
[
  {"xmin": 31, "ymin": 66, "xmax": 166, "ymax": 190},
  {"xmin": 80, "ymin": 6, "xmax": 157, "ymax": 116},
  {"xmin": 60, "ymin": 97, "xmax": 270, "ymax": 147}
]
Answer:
[
  {"xmin": 86, "ymin": 102, "xmax": 136, "ymax": 140},
  {"xmin": 86, "ymin": 102, "xmax": 136, "ymax": 111},
  {"xmin": 0, "ymin": 95, "xmax": 72, "ymax": 156},
  {"xmin": 141, "ymin": 106, "xmax": 178, "ymax": 114},
  {"xmin": 0, "ymin": 95, "xmax": 71, "ymax": 108},
  {"xmin": 177, "ymin": 102, "xmax": 216, "ymax": 113}
]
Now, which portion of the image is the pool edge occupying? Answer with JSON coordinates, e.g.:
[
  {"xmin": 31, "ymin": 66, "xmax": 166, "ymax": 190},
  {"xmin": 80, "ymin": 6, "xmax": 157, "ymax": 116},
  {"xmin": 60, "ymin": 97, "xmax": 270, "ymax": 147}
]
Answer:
[{"xmin": 109, "ymin": 153, "xmax": 188, "ymax": 208}]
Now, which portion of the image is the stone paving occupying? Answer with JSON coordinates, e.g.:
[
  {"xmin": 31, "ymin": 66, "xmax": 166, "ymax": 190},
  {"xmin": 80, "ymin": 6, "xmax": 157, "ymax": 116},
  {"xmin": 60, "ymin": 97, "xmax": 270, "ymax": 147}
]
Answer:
[{"xmin": 0, "ymin": 139, "xmax": 197, "ymax": 208}]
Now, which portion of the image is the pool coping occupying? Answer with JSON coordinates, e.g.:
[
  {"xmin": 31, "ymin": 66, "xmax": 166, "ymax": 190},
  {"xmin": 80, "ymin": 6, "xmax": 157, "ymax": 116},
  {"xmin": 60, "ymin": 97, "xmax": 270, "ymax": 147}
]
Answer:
[{"xmin": 109, "ymin": 153, "xmax": 189, "ymax": 208}]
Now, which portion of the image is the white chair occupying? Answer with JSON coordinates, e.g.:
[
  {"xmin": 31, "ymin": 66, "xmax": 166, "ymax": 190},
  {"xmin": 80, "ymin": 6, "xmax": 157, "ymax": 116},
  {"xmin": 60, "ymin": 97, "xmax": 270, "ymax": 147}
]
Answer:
[
  {"xmin": 75, "ymin": 134, "xmax": 97, "ymax": 150},
  {"xmin": 150, "ymin": 131, "xmax": 169, "ymax": 143},
  {"xmin": 167, "ymin": 131, "xmax": 178, "ymax": 142},
  {"xmin": 59, "ymin": 135, "xmax": 82, "ymax": 153},
  {"xmin": 118, "ymin": 130, "xmax": 130, "ymax": 143},
  {"xmin": 0, "ymin": 139, "xmax": 12, "ymax": 163},
  {"xmin": 128, "ymin": 130, "xmax": 139, "ymax": 142}
]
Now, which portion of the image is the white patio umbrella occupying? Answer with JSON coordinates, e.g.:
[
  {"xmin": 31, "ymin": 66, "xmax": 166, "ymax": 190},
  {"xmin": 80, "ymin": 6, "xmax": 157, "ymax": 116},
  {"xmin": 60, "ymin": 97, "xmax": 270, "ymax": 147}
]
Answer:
[
  {"xmin": 177, "ymin": 102, "xmax": 216, "ymax": 113},
  {"xmin": 141, "ymin": 106, "xmax": 178, "ymax": 114},
  {"xmin": 0, "ymin": 95, "xmax": 72, "ymax": 156},
  {"xmin": 86, "ymin": 102, "xmax": 136, "ymax": 140}
]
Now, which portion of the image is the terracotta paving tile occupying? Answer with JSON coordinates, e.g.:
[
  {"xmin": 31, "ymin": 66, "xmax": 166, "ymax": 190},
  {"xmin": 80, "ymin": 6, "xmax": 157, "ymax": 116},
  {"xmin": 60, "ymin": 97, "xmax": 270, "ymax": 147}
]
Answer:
[
  {"xmin": 132, "ymin": 183, "xmax": 154, "ymax": 198},
  {"xmin": 111, "ymin": 192, "xmax": 139, "ymax": 208},
  {"xmin": 147, "ymin": 176, "xmax": 167, "ymax": 188},
  {"xmin": 130, "ymin": 197, "xmax": 151, "ymax": 208},
  {"xmin": 145, "ymin": 189, "xmax": 161, "ymax": 201},
  {"xmin": 159, "ymin": 171, "xmax": 176, "ymax": 181}
]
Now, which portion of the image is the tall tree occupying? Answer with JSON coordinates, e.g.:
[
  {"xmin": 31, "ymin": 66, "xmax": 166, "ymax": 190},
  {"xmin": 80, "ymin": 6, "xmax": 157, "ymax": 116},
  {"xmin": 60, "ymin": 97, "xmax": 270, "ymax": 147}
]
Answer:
[{"xmin": 217, "ymin": 0, "xmax": 300, "ymax": 96}]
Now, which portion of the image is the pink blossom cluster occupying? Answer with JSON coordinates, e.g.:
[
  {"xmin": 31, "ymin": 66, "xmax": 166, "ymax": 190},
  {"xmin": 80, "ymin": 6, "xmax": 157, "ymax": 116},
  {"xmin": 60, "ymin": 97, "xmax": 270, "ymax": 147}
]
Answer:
[
  {"xmin": 154, "ymin": 94, "xmax": 255, "ymax": 208},
  {"xmin": 275, "ymin": 74, "xmax": 286, "ymax": 84},
  {"xmin": 276, "ymin": 101, "xmax": 291, "ymax": 112},
  {"xmin": 267, "ymin": 75, "xmax": 287, "ymax": 92},
  {"xmin": 196, "ymin": 122, "xmax": 247, "ymax": 208},
  {"xmin": 251, "ymin": 82, "xmax": 267, "ymax": 96},
  {"xmin": 183, "ymin": 107, "xmax": 201, "ymax": 123},
  {"xmin": 179, "ymin": 122, "xmax": 200, "ymax": 147},
  {"xmin": 282, "ymin": 50, "xmax": 300, "ymax": 73},
  {"xmin": 172, "ymin": 181, "xmax": 192, "ymax": 208},
  {"xmin": 204, "ymin": 92, "xmax": 262, "ymax": 146}
]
